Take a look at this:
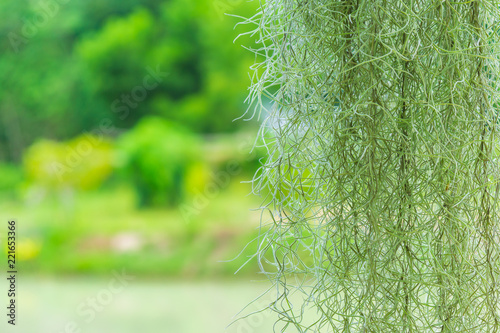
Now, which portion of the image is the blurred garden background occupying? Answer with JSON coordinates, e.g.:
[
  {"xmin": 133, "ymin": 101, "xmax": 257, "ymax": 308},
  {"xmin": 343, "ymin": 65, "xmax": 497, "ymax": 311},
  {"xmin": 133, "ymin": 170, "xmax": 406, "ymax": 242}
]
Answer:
[{"xmin": 0, "ymin": 1, "xmax": 273, "ymax": 332}]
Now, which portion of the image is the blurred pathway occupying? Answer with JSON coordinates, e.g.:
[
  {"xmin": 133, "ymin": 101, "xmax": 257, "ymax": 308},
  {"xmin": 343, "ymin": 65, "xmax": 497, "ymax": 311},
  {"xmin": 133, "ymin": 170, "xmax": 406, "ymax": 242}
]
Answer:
[{"xmin": 1, "ymin": 276, "xmax": 276, "ymax": 333}]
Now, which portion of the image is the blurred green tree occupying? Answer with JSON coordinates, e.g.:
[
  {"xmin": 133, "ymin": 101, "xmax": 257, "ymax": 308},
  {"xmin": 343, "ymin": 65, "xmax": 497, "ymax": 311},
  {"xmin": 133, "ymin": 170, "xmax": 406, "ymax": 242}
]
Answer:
[
  {"xmin": 0, "ymin": 0, "xmax": 258, "ymax": 162},
  {"xmin": 116, "ymin": 116, "xmax": 201, "ymax": 207}
]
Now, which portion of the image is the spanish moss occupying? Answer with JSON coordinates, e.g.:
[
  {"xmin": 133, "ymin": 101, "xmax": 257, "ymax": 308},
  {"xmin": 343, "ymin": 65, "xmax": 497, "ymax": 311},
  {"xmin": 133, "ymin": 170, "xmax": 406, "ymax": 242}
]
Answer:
[{"xmin": 243, "ymin": 0, "xmax": 500, "ymax": 331}]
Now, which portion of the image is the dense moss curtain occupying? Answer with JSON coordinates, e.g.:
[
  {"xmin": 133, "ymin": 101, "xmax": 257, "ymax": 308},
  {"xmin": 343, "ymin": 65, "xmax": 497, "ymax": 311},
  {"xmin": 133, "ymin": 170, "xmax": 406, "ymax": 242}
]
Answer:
[{"xmin": 245, "ymin": 0, "xmax": 500, "ymax": 331}]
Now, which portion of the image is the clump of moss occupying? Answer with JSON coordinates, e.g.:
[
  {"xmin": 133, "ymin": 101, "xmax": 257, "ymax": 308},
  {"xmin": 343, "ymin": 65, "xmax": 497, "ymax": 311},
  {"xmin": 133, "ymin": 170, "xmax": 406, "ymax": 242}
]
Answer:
[{"xmin": 243, "ymin": 1, "xmax": 500, "ymax": 331}]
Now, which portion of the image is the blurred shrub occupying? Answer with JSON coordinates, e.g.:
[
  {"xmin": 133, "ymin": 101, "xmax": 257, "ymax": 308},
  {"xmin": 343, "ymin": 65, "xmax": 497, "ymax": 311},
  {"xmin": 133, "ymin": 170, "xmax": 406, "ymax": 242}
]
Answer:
[
  {"xmin": 15, "ymin": 239, "xmax": 42, "ymax": 261},
  {"xmin": 23, "ymin": 135, "xmax": 113, "ymax": 191},
  {"xmin": 0, "ymin": 164, "xmax": 23, "ymax": 193},
  {"xmin": 184, "ymin": 161, "xmax": 211, "ymax": 196},
  {"xmin": 116, "ymin": 117, "xmax": 204, "ymax": 207}
]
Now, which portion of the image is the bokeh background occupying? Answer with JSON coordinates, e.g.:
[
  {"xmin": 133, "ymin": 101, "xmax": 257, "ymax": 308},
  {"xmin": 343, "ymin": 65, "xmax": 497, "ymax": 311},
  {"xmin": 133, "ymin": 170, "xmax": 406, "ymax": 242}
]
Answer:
[{"xmin": 0, "ymin": 1, "xmax": 275, "ymax": 332}]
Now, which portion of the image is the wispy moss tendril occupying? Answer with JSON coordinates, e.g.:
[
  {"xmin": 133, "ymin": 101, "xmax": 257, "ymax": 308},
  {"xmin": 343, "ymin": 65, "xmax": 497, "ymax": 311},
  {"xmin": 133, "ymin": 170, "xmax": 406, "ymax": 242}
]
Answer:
[{"xmin": 242, "ymin": 0, "xmax": 500, "ymax": 331}]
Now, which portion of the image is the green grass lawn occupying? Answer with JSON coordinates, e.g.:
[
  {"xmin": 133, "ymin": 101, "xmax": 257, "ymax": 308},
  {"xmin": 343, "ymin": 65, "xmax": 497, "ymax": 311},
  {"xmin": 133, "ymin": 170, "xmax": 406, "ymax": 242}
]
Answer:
[
  {"xmin": 1, "ymin": 277, "xmax": 278, "ymax": 333},
  {"xmin": 0, "ymin": 177, "xmax": 264, "ymax": 278}
]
